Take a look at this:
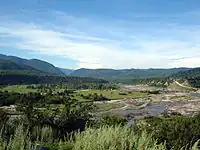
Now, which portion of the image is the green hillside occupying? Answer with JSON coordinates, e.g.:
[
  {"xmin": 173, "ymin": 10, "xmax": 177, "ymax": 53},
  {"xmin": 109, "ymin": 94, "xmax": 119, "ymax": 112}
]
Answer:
[
  {"xmin": 0, "ymin": 59, "xmax": 107, "ymax": 85},
  {"xmin": 0, "ymin": 59, "xmax": 23, "ymax": 70},
  {"xmin": 129, "ymin": 68, "xmax": 200, "ymax": 88},
  {"xmin": 26, "ymin": 59, "xmax": 64, "ymax": 75},
  {"xmin": 171, "ymin": 68, "xmax": 200, "ymax": 88},
  {"xmin": 0, "ymin": 74, "xmax": 108, "ymax": 85},
  {"xmin": 70, "ymin": 68, "xmax": 191, "ymax": 81},
  {"xmin": 0, "ymin": 54, "xmax": 64, "ymax": 75},
  {"xmin": 0, "ymin": 59, "xmax": 48, "ymax": 75},
  {"xmin": 172, "ymin": 67, "xmax": 200, "ymax": 78}
]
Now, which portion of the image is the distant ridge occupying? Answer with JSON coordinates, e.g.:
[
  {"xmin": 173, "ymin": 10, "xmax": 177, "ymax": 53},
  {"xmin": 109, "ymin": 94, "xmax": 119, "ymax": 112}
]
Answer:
[
  {"xmin": 0, "ymin": 59, "xmax": 49, "ymax": 75},
  {"xmin": 58, "ymin": 68, "xmax": 74, "ymax": 75},
  {"xmin": 0, "ymin": 54, "xmax": 64, "ymax": 75},
  {"xmin": 172, "ymin": 67, "xmax": 200, "ymax": 78},
  {"xmin": 1, "ymin": 53, "xmax": 197, "ymax": 81},
  {"xmin": 70, "ymin": 68, "xmax": 191, "ymax": 81}
]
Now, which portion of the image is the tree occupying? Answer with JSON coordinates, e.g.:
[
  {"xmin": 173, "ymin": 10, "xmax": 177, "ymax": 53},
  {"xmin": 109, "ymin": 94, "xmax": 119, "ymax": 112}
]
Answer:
[{"xmin": 17, "ymin": 92, "xmax": 95, "ymax": 140}]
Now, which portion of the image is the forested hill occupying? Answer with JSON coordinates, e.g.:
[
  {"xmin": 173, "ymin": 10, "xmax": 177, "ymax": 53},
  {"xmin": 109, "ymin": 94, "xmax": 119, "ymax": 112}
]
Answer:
[
  {"xmin": 128, "ymin": 68, "xmax": 200, "ymax": 88},
  {"xmin": 58, "ymin": 68, "xmax": 74, "ymax": 75},
  {"xmin": 0, "ymin": 74, "xmax": 108, "ymax": 85},
  {"xmin": 171, "ymin": 68, "xmax": 200, "ymax": 88},
  {"xmin": 0, "ymin": 54, "xmax": 64, "ymax": 75},
  {"xmin": 1, "ymin": 53, "xmax": 199, "ymax": 86},
  {"xmin": 0, "ymin": 59, "xmax": 108, "ymax": 85},
  {"xmin": 0, "ymin": 59, "xmax": 49, "ymax": 75},
  {"xmin": 0, "ymin": 59, "xmax": 23, "ymax": 70},
  {"xmin": 70, "ymin": 68, "xmax": 191, "ymax": 81},
  {"xmin": 172, "ymin": 67, "xmax": 200, "ymax": 78}
]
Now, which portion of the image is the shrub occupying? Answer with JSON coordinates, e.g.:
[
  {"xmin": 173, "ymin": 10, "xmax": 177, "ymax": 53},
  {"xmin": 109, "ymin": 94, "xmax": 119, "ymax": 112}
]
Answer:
[
  {"xmin": 139, "ymin": 114, "xmax": 200, "ymax": 150},
  {"xmin": 119, "ymin": 92, "xmax": 127, "ymax": 95},
  {"xmin": 72, "ymin": 126, "xmax": 166, "ymax": 150},
  {"xmin": 96, "ymin": 115, "xmax": 127, "ymax": 127}
]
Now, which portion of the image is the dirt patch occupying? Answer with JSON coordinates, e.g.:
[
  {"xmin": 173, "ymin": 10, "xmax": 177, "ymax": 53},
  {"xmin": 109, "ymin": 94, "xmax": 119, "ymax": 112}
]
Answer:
[{"xmin": 167, "ymin": 100, "xmax": 200, "ymax": 115}]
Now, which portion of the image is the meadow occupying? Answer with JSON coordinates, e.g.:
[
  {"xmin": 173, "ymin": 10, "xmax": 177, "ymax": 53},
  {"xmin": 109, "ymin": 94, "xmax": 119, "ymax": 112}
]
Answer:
[
  {"xmin": 75, "ymin": 89, "xmax": 148, "ymax": 100},
  {"xmin": 0, "ymin": 85, "xmax": 38, "ymax": 93}
]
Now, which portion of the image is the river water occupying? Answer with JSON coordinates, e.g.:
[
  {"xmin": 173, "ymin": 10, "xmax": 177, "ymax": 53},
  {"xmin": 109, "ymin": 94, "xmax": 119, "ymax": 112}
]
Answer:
[
  {"xmin": 190, "ymin": 93, "xmax": 200, "ymax": 98},
  {"xmin": 120, "ymin": 103, "xmax": 167, "ymax": 117},
  {"xmin": 120, "ymin": 102, "xmax": 167, "ymax": 126}
]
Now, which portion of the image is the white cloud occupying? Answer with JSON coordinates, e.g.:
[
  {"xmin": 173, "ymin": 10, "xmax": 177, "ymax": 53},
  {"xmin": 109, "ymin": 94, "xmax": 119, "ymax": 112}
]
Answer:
[
  {"xmin": 170, "ymin": 57, "xmax": 200, "ymax": 68},
  {"xmin": 0, "ymin": 12, "xmax": 200, "ymax": 69}
]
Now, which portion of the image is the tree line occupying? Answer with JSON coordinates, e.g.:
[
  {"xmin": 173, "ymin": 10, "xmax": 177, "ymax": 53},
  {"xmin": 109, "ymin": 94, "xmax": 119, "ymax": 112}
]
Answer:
[{"xmin": 0, "ymin": 74, "xmax": 108, "ymax": 85}]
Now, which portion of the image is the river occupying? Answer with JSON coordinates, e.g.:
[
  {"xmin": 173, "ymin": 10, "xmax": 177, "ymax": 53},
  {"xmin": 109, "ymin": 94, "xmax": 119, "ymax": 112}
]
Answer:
[{"xmin": 190, "ymin": 93, "xmax": 200, "ymax": 98}]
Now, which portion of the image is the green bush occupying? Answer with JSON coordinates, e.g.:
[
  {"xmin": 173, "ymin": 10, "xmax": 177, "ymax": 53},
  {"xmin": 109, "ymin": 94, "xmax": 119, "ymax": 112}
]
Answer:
[
  {"xmin": 138, "ymin": 114, "xmax": 200, "ymax": 150},
  {"xmin": 94, "ymin": 115, "xmax": 127, "ymax": 127}
]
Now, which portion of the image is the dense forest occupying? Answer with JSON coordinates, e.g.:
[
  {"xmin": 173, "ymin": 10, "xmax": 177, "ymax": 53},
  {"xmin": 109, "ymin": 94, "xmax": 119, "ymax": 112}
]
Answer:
[
  {"xmin": 171, "ymin": 68, "xmax": 200, "ymax": 88},
  {"xmin": 124, "ymin": 68, "xmax": 200, "ymax": 88},
  {"xmin": 187, "ymin": 76, "xmax": 200, "ymax": 88},
  {"xmin": 0, "ymin": 54, "xmax": 64, "ymax": 75},
  {"xmin": 172, "ymin": 67, "xmax": 200, "ymax": 78},
  {"xmin": 0, "ymin": 59, "xmax": 48, "ymax": 75},
  {"xmin": 0, "ymin": 74, "xmax": 108, "ymax": 85}
]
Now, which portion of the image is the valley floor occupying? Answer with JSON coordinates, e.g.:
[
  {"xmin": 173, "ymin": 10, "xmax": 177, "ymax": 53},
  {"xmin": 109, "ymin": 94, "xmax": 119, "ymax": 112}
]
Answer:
[
  {"xmin": 1, "ymin": 83, "xmax": 200, "ymax": 120},
  {"xmin": 95, "ymin": 84, "xmax": 200, "ymax": 120}
]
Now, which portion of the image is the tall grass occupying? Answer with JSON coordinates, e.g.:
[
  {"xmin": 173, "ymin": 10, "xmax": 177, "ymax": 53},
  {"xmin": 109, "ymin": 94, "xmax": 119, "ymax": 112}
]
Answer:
[
  {"xmin": 0, "ymin": 125, "xmax": 32, "ymax": 150},
  {"xmin": 191, "ymin": 140, "xmax": 199, "ymax": 150},
  {"xmin": 71, "ymin": 126, "xmax": 166, "ymax": 150},
  {"xmin": 0, "ymin": 125, "xmax": 53, "ymax": 150},
  {"xmin": 1, "ymin": 125, "xmax": 199, "ymax": 150}
]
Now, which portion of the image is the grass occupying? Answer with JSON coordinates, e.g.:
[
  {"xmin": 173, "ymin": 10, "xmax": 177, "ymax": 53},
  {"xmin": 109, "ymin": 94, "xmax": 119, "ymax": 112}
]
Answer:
[
  {"xmin": 1, "ymin": 125, "xmax": 200, "ymax": 150},
  {"xmin": 75, "ymin": 90, "xmax": 148, "ymax": 100},
  {"xmin": 0, "ymin": 85, "xmax": 37, "ymax": 93},
  {"xmin": 97, "ymin": 103, "xmax": 125, "ymax": 112},
  {"xmin": 0, "ymin": 86, "xmax": 148, "ymax": 101},
  {"xmin": 170, "ymin": 95, "xmax": 194, "ymax": 101},
  {"xmin": 0, "ymin": 85, "xmax": 66, "ymax": 94},
  {"xmin": 0, "ymin": 125, "xmax": 32, "ymax": 150},
  {"xmin": 72, "ymin": 126, "xmax": 166, "ymax": 150},
  {"xmin": 0, "ymin": 125, "xmax": 166, "ymax": 150}
]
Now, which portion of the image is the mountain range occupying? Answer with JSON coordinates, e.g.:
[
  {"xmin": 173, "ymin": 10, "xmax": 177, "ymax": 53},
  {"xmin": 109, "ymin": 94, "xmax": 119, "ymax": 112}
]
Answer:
[
  {"xmin": 58, "ymin": 68, "xmax": 74, "ymax": 75},
  {"xmin": 0, "ymin": 54, "xmax": 199, "ymax": 81},
  {"xmin": 70, "ymin": 68, "xmax": 191, "ymax": 81},
  {"xmin": 0, "ymin": 54, "xmax": 64, "ymax": 75}
]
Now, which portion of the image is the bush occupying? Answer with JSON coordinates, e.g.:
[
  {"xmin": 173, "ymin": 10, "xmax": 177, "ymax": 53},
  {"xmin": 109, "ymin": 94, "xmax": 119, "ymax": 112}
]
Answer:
[
  {"xmin": 96, "ymin": 115, "xmax": 127, "ymax": 127},
  {"xmin": 148, "ymin": 90, "xmax": 160, "ymax": 94},
  {"xmin": 119, "ymin": 92, "xmax": 127, "ymax": 95},
  {"xmin": 138, "ymin": 114, "xmax": 200, "ymax": 150}
]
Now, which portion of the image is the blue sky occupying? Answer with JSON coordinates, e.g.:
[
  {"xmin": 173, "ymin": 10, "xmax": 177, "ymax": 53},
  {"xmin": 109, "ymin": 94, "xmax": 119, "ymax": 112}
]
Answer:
[{"xmin": 0, "ymin": 0, "xmax": 200, "ymax": 69}]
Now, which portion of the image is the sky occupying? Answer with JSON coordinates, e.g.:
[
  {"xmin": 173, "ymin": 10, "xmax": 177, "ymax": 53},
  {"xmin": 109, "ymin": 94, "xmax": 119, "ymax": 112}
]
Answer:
[{"xmin": 0, "ymin": 0, "xmax": 200, "ymax": 69}]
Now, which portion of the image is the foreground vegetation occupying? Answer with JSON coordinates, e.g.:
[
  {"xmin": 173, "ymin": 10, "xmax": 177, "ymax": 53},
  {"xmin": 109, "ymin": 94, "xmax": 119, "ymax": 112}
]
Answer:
[
  {"xmin": 1, "ymin": 54, "xmax": 200, "ymax": 149},
  {"xmin": 0, "ymin": 89, "xmax": 200, "ymax": 149},
  {"xmin": 0, "ymin": 80, "xmax": 200, "ymax": 149},
  {"xmin": 1, "ymin": 112, "xmax": 200, "ymax": 149},
  {"xmin": 0, "ymin": 125, "xmax": 167, "ymax": 150}
]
